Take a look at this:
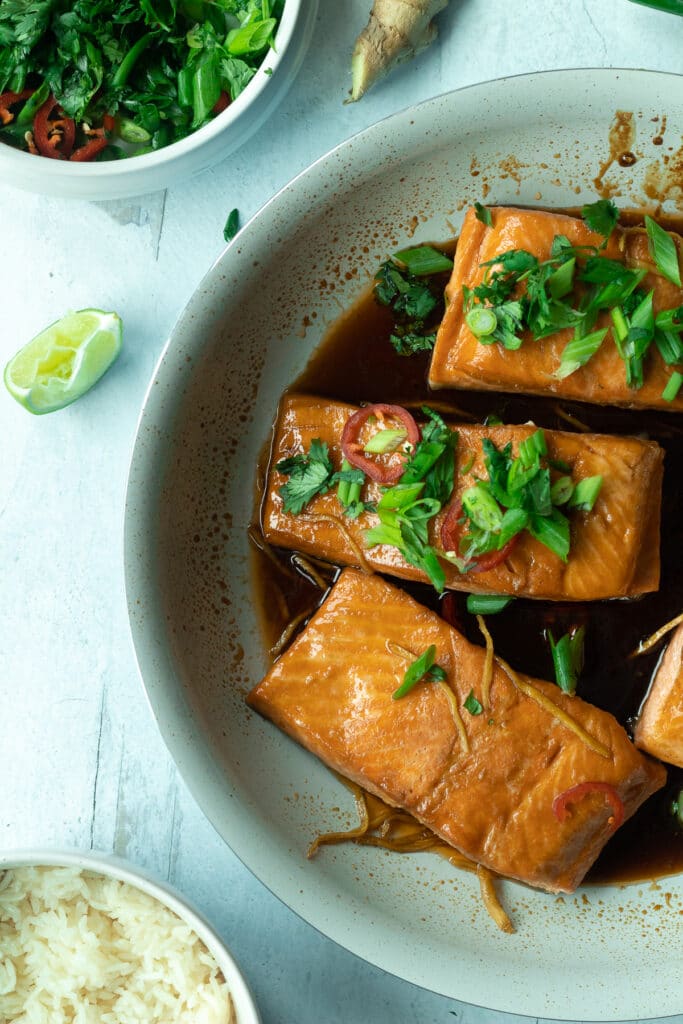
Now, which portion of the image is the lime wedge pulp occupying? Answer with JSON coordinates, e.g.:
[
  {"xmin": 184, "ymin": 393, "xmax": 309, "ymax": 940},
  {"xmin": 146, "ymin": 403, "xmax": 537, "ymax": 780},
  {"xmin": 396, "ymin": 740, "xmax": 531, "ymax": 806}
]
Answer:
[{"xmin": 4, "ymin": 308, "xmax": 123, "ymax": 414}]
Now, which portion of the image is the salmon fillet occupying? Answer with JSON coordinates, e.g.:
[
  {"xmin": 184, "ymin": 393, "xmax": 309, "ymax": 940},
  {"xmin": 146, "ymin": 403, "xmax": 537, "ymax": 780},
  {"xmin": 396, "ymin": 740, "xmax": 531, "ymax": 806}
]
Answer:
[
  {"xmin": 262, "ymin": 393, "xmax": 664, "ymax": 601},
  {"xmin": 248, "ymin": 569, "xmax": 666, "ymax": 892},
  {"xmin": 634, "ymin": 623, "xmax": 683, "ymax": 769},
  {"xmin": 428, "ymin": 206, "xmax": 683, "ymax": 410}
]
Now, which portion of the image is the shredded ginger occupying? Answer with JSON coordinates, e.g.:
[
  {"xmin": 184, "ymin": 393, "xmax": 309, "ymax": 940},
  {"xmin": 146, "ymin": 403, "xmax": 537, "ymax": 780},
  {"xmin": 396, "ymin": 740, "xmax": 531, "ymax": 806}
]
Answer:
[{"xmin": 0, "ymin": 866, "xmax": 235, "ymax": 1024}]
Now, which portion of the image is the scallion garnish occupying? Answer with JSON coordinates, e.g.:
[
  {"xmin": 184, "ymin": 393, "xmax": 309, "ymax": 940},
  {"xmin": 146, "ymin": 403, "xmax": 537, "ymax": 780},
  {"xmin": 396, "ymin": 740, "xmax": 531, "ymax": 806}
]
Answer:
[
  {"xmin": 550, "ymin": 475, "xmax": 574, "ymax": 506},
  {"xmin": 392, "ymin": 644, "xmax": 447, "ymax": 699},
  {"xmin": 393, "ymin": 245, "xmax": 454, "ymax": 276},
  {"xmin": 555, "ymin": 327, "xmax": 608, "ymax": 379},
  {"xmin": 465, "ymin": 594, "xmax": 514, "ymax": 615},
  {"xmin": 465, "ymin": 306, "xmax": 497, "ymax": 338},
  {"xmin": 474, "ymin": 202, "xmax": 493, "ymax": 228},
  {"xmin": 662, "ymin": 371, "xmax": 683, "ymax": 403},
  {"xmin": 645, "ymin": 215, "xmax": 682, "ymax": 287},
  {"xmin": 363, "ymin": 428, "xmax": 407, "ymax": 454},
  {"xmin": 463, "ymin": 689, "xmax": 483, "ymax": 715},
  {"xmin": 567, "ymin": 475, "xmax": 603, "ymax": 512},
  {"xmin": 223, "ymin": 208, "xmax": 240, "ymax": 243},
  {"xmin": 547, "ymin": 626, "xmax": 585, "ymax": 696}
]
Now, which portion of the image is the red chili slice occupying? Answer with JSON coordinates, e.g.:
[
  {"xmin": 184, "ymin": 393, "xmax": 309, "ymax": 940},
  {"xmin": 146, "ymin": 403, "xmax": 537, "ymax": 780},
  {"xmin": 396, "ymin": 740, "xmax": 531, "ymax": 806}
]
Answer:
[
  {"xmin": 0, "ymin": 89, "xmax": 33, "ymax": 125},
  {"xmin": 33, "ymin": 94, "xmax": 76, "ymax": 160},
  {"xmin": 213, "ymin": 91, "xmax": 230, "ymax": 114},
  {"xmin": 440, "ymin": 499, "xmax": 520, "ymax": 573},
  {"xmin": 102, "ymin": 114, "xmax": 116, "ymax": 134},
  {"xmin": 70, "ymin": 136, "xmax": 108, "ymax": 162},
  {"xmin": 552, "ymin": 782, "xmax": 624, "ymax": 833},
  {"xmin": 341, "ymin": 404, "xmax": 420, "ymax": 483}
]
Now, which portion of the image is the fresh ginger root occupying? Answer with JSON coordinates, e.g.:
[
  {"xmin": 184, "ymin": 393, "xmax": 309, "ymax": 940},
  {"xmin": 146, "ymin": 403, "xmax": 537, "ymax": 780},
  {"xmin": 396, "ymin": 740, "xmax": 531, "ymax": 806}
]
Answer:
[{"xmin": 350, "ymin": 0, "xmax": 449, "ymax": 101}]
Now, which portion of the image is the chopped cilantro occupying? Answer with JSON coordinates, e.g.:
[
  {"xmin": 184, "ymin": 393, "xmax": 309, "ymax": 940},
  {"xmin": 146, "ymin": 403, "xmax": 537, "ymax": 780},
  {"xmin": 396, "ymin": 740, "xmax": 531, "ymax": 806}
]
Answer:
[
  {"xmin": 276, "ymin": 439, "xmax": 336, "ymax": 516},
  {"xmin": 375, "ymin": 246, "xmax": 451, "ymax": 357},
  {"xmin": 463, "ymin": 690, "xmax": 483, "ymax": 715},
  {"xmin": 581, "ymin": 199, "xmax": 619, "ymax": 240},
  {"xmin": 223, "ymin": 208, "xmax": 240, "ymax": 242}
]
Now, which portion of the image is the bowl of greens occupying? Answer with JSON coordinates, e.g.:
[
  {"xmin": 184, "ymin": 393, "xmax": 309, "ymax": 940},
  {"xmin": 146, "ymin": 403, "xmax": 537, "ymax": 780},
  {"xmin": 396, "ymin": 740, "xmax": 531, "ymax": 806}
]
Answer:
[{"xmin": 0, "ymin": 0, "xmax": 315, "ymax": 199}]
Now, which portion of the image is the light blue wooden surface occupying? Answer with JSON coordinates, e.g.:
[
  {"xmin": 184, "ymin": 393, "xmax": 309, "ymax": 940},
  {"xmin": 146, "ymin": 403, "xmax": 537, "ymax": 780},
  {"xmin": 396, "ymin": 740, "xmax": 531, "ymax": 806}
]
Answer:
[{"xmin": 2, "ymin": 1, "xmax": 683, "ymax": 1021}]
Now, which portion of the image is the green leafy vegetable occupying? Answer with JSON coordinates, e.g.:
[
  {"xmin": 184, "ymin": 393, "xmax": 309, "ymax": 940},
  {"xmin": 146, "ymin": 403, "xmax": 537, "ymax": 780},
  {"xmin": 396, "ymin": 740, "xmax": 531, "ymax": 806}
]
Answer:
[
  {"xmin": 374, "ymin": 246, "xmax": 451, "ymax": 357},
  {"xmin": 463, "ymin": 690, "xmax": 483, "ymax": 715},
  {"xmin": 465, "ymin": 594, "xmax": 514, "ymax": 615},
  {"xmin": 392, "ymin": 644, "xmax": 447, "ymax": 699},
  {"xmin": 0, "ymin": 0, "xmax": 283, "ymax": 157},
  {"xmin": 547, "ymin": 626, "xmax": 585, "ymax": 696},
  {"xmin": 474, "ymin": 202, "xmax": 493, "ymax": 228},
  {"xmin": 223, "ymin": 207, "xmax": 240, "ymax": 242},
  {"xmin": 581, "ymin": 199, "xmax": 619, "ymax": 240},
  {"xmin": 275, "ymin": 439, "xmax": 336, "ymax": 516}
]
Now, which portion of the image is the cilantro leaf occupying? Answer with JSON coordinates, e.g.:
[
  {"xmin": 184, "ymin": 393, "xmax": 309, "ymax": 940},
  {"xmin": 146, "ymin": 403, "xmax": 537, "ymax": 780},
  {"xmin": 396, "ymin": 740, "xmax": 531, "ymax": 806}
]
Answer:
[
  {"xmin": 276, "ymin": 439, "xmax": 336, "ymax": 515},
  {"xmin": 463, "ymin": 690, "xmax": 483, "ymax": 715},
  {"xmin": 581, "ymin": 199, "xmax": 619, "ymax": 240}
]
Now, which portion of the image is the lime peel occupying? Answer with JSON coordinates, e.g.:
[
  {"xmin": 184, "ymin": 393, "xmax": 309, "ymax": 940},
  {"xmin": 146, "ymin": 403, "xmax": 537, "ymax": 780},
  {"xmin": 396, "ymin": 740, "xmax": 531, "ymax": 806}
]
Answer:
[{"xmin": 4, "ymin": 309, "xmax": 122, "ymax": 414}]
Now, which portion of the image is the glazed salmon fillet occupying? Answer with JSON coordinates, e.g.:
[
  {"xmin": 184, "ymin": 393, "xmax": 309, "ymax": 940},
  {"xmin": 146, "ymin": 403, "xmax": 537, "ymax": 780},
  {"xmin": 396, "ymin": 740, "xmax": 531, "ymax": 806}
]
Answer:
[
  {"xmin": 248, "ymin": 569, "xmax": 666, "ymax": 892},
  {"xmin": 428, "ymin": 206, "xmax": 683, "ymax": 410},
  {"xmin": 262, "ymin": 394, "xmax": 664, "ymax": 601},
  {"xmin": 635, "ymin": 622, "xmax": 683, "ymax": 769}
]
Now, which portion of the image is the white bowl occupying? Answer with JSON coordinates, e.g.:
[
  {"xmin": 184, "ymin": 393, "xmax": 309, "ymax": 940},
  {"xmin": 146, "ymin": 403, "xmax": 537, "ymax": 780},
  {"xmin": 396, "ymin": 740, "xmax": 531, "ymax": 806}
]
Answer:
[
  {"xmin": 0, "ymin": 0, "xmax": 316, "ymax": 201},
  {"xmin": 0, "ymin": 849, "xmax": 261, "ymax": 1024}
]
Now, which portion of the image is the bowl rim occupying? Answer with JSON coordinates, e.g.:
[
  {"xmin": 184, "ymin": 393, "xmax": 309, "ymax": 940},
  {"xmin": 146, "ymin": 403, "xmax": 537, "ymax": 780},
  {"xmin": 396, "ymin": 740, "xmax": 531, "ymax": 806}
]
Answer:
[
  {"xmin": 0, "ymin": 848, "xmax": 262, "ymax": 1024},
  {"xmin": 0, "ymin": 0, "xmax": 302, "ymax": 179}
]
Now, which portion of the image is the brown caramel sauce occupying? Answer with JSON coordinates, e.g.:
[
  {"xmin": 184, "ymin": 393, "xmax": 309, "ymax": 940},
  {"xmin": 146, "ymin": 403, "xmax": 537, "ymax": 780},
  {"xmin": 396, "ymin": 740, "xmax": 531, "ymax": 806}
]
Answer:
[{"xmin": 252, "ymin": 220, "xmax": 683, "ymax": 887}]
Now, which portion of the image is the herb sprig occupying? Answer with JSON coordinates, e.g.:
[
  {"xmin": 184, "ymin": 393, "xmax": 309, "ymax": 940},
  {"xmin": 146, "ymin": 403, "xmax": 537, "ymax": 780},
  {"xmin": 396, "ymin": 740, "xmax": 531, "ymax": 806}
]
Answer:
[
  {"xmin": 374, "ymin": 245, "xmax": 453, "ymax": 356},
  {"xmin": 467, "ymin": 202, "xmax": 683, "ymax": 398}
]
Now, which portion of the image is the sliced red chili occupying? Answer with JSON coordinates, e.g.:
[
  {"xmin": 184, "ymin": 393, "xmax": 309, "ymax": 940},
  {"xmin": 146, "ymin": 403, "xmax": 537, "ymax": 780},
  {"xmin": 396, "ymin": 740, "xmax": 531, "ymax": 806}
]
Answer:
[
  {"xmin": 102, "ymin": 114, "xmax": 116, "ymax": 134},
  {"xmin": 0, "ymin": 89, "xmax": 33, "ymax": 125},
  {"xmin": 552, "ymin": 781, "xmax": 624, "ymax": 833},
  {"xmin": 33, "ymin": 94, "xmax": 76, "ymax": 160},
  {"xmin": 341, "ymin": 404, "xmax": 420, "ymax": 483},
  {"xmin": 213, "ymin": 91, "xmax": 230, "ymax": 114},
  {"xmin": 71, "ymin": 136, "xmax": 108, "ymax": 162},
  {"xmin": 440, "ymin": 499, "xmax": 520, "ymax": 573}
]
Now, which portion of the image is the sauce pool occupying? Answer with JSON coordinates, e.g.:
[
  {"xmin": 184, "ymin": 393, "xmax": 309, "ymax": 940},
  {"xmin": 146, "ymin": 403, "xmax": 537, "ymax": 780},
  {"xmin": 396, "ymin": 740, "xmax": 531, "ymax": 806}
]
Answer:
[{"xmin": 251, "ymin": 234, "xmax": 683, "ymax": 887}]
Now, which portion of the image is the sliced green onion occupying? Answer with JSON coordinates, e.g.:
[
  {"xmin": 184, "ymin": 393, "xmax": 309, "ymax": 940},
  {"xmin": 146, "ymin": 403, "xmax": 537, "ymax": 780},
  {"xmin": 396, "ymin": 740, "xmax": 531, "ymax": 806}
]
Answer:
[
  {"xmin": 662, "ymin": 371, "xmax": 683, "ymax": 403},
  {"xmin": 474, "ymin": 202, "xmax": 493, "ymax": 227},
  {"xmin": 113, "ymin": 31, "xmax": 156, "ymax": 88},
  {"xmin": 118, "ymin": 117, "xmax": 152, "ymax": 144},
  {"xmin": 460, "ymin": 454, "xmax": 475, "ymax": 476},
  {"xmin": 655, "ymin": 329, "xmax": 683, "ymax": 365},
  {"xmin": 223, "ymin": 208, "xmax": 240, "ymax": 242},
  {"xmin": 645, "ymin": 215, "xmax": 682, "ymax": 287},
  {"xmin": 191, "ymin": 52, "xmax": 222, "ymax": 127},
  {"xmin": 548, "ymin": 627, "xmax": 585, "ymax": 696},
  {"xmin": 463, "ymin": 689, "xmax": 483, "ymax": 715},
  {"xmin": 465, "ymin": 594, "xmax": 514, "ymax": 615},
  {"xmin": 462, "ymin": 482, "xmax": 504, "ymax": 532},
  {"xmin": 655, "ymin": 307, "xmax": 683, "ymax": 333},
  {"xmin": 392, "ymin": 644, "xmax": 445, "ymax": 699},
  {"xmin": 378, "ymin": 481, "xmax": 425, "ymax": 510},
  {"xmin": 363, "ymin": 428, "xmax": 407, "ymax": 454},
  {"xmin": 465, "ymin": 306, "xmax": 497, "ymax": 338},
  {"xmin": 16, "ymin": 80, "xmax": 49, "ymax": 126},
  {"xmin": 550, "ymin": 476, "xmax": 574, "ymax": 506},
  {"xmin": 528, "ymin": 507, "xmax": 570, "ymax": 562},
  {"xmin": 518, "ymin": 429, "xmax": 547, "ymax": 467},
  {"xmin": 555, "ymin": 327, "xmax": 608, "ymax": 379},
  {"xmin": 610, "ymin": 306, "xmax": 629, "ymax": 347},
  {"xmin": 548, "ymin": 257, "xmax": 576, "ymax": 299},
  {"xmin": 393, "ymin": 245, "xmax": 453, "ymax": 276},
  {"xmin": 567, "ymin": 475, "xmax": 603, "ymax": 512}
]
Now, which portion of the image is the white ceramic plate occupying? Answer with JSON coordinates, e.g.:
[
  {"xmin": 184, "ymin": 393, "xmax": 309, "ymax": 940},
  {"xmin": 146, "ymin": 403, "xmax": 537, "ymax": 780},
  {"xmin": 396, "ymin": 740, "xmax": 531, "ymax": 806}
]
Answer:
[
  {"xmin": 125, "ymin": 70, "xmax": 683, "ymax": 1021},
  {"xmin": 0, "ymin": 850, "xmax": 261, "ymax": 1024}
]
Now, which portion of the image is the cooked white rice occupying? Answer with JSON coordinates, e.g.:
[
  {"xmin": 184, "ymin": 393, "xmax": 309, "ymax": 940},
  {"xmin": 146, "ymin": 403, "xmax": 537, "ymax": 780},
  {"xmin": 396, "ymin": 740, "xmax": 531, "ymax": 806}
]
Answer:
[{"xmin": 0, "ymin": 866, "xmax": 235, "ymax": 1024}]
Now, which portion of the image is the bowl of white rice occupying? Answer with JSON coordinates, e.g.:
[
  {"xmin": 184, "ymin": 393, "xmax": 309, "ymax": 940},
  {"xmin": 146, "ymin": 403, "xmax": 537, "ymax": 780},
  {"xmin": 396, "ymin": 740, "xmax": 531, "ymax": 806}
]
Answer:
[{"xmin": 0, "ymin": 850, "xmax": 261, "ymax": 1024}]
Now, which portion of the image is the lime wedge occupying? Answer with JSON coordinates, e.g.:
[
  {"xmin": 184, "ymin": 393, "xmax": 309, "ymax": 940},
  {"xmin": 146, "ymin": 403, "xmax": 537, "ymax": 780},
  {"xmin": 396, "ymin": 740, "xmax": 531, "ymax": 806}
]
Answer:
[{"xmin": 4, "ymin": 309, "xmax": 122, "ymax": 414}]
